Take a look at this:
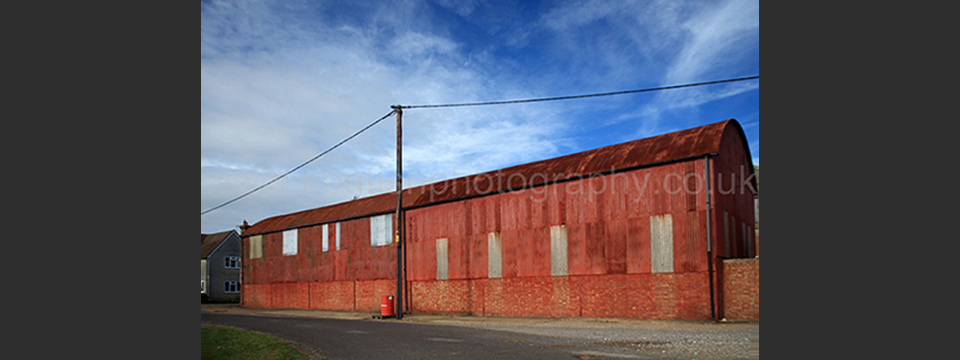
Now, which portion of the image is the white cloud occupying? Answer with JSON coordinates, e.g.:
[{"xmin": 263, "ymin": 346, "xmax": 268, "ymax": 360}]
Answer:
[
  {"xmin": 666, "ymin": 0, "xmax": 760, "ymax": 83},
  {"xmin": 201, "ymin": 0, "xmax": 759, "ymax": 233},
  {"xmin": 432, "ymin": 0, "xmax": 482, "ymax": 17},
  {"xmin": 201, "ymin": 0, "xmax": 567, "ymax": 232}
]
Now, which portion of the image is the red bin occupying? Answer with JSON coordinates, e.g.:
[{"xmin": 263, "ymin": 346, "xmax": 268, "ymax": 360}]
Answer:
[{"xmin": 381, "ymin": 296, "xmax": 395, "ymax": 316}]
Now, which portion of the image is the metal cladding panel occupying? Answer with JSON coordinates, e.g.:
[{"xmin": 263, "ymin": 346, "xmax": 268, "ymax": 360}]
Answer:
[
  {"xmin": 447, "ymin": 236, "xmax": 470, "ymax": 280},
  {"xmin": 242, "ymin": 120, "xmax": 739, "ymax": 238},
  {"xmin": 263, "ymin": 232, "xmax": 282, "ymax": 261},
  {"xmin": 565, "ymin": 223, "xmax": 588, "ymax": 275},
  {"xmin": 242, "ymin": 120, "xmax": 759, "ymax": 315},
  {"xmin": 544, "ymin": 182, "xmax": 566, "ymax": 226},
  {"xmin": 673, "ymin": 210, "xmax": 707, "ymax": 273},
  {"xmin": 710, "ymin": 121, "xmax": 757, "ymax": 259},
  {"xmin": 515, "ymin": 227, "xmax": 550, "ymax": 278},
  {"xmin": 626, "ymin": 216, "xmax": 650, "ymax": 274},
  {"xmin": 467, "ymin": 233, "xmax": 488, "ymax": 279},
  {"xmin": 604, "ymin": 219, "xmax": 628, "ymax": 274},
  {"xmin": 500, "ymin": 191, "xmax": 527, "ymax": 232},
  {"xmin": 566, "ymin": 222, "xmax": 604, "ymax": 276},
  {"xmin": 500, "ymin": 230, "xmax": 519, "ymax": 278}
]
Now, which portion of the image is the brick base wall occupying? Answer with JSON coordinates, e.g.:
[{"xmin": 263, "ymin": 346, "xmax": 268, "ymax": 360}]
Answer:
[
  {"xmin": 309, "ymin": 281, "xmax": 356, "ymax": 311},
  {"xmin": 411, "ymin": 273, "xmax": 711, "ymax": 320},
  {"xmin": 244, "ymin": 272, "xmax": 719, "ymax": 320},
  {"xmin": 243, "ymin": 280, "xmax": 397, "ymax": 312},
  {"xmin": 720, "ymin": 258, "xmax": 759, "ymax": 321}
]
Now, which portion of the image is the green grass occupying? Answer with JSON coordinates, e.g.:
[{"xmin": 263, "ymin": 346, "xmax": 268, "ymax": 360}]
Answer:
[{"xmin": 201, "ymin": 324, "xmax": 304, "ymax": 360}]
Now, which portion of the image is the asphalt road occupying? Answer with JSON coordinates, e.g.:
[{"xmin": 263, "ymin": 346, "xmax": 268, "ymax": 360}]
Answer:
[
  {"xmin": 201, "ymin": 312, "xmax": 756, "ymax": 359},
  {"xmin": 203, "ymin": 313, "xmax": 604, "ymax": 359}
]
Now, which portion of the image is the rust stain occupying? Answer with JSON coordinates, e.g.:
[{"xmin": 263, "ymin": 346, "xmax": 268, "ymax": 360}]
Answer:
[{"xmin": 242, "ymin": 119, "xmax": 744, "ymax": 237}]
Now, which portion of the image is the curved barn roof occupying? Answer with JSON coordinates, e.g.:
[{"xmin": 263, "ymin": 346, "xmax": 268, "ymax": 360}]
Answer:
[{"xmin": 243, "ymin": 119, "xmax": 753, "ymax": 237}]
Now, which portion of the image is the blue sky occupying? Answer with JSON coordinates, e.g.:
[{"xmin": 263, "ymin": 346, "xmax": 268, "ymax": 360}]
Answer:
[{"xmin": 201, "ymin": 0, "xmax": 760, "ymax": 233}]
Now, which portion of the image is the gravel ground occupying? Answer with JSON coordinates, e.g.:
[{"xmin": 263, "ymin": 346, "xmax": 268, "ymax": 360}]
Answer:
[
  {"xmin": 423, "ymin": 318, "xmax": 759, "ymax": 359},
  {"xmin": 202, "ymin": 305, "xmax": 759, "ymax": 359}
]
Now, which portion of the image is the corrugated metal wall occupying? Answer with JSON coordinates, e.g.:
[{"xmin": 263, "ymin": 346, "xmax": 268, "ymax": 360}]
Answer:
[
  {"xmin": 404, "ymin": 160, "xmax": 711, "ymax": 283},
  {"xmin": 240, "ymin": 120, "xmax": 758, "ymax": 319}
]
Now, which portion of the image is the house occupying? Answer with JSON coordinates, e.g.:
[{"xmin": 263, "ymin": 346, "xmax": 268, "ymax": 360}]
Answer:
[
  {"xmin": 201, "ymin": 230, "xmax": 242, "ymax": 303},
  {"xmin": 239, "ymin": 119, "xmax": 757, "ymax": 320}
]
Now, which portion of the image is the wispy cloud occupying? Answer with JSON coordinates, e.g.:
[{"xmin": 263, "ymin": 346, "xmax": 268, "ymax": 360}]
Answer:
[
  {"xmin": 201, "ymin": 0, "xmax": 759, "ymax": 233},
  {"xmin": 201, "ymin": 0, "xmax": 569, "ymax": 231}
]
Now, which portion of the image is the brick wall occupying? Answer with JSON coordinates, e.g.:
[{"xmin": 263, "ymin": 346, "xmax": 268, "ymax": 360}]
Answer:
[
  {"xmin": 243, "ymin": 280, "xmax": 397, "ymax": 312},
  {"xmin": 720, "ymin": 258, "xmax": 759, "ymax": 321},
  {"xmin": 410, "ymin": 273, "xmax": 711, "ymax": 320}
]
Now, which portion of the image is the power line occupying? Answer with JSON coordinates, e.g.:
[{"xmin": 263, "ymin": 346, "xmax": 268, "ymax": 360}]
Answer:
[
  {"xmin": 201, "ymin": 110, "xmax": 397, "ymax": 216},
  {"xmin": 202, "ymin": 75, "xmax": 759, "ymax": 216},
  {"xmin": 398, "ymin": 75, "xmax": 759, "ymax": 109}
]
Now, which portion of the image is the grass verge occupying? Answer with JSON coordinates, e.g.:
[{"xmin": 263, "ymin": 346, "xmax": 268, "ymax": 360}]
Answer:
[{"xmin": 201, "ymin": 324, "xmax": 304, "ymax": 360}]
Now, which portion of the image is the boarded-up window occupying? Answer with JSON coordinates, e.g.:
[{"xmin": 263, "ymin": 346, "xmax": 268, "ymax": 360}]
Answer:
[
  {"xmin": 437, "ymin": 238, "xmax": 449, "ymax": 280},
  {"xmin": 249, "ymin": 235, "xmax": 262, "ymax": 259},
  {"xmin": 370, "ymin": 214, "xmax": 392, "ymax": 247},
  {"xmin": 650, "ymin": 214, "xmax": 674, "ymax": 273},
  {"xmin": 322, "ymin": 224, "xmax": 329, "ymax": 252},
  {"xmin": 488, "ymin": 232, "xmax": 502, "ymax": 279},
  {"xmin": 550, "ymin": 225, "xmax": 568, "ymax": 276},
  {"xmin": 336, "ymin": 222, "xmax": 341, "ymax": 250},
  {"xmin": 283, "ymin": 229, "xmax": 298, "ymax": 255}
]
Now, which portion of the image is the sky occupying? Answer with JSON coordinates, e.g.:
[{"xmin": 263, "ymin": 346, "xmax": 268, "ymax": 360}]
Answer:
[{"xmin": 201, "ymin": 0, "xmax": 760, "ymax": 234}]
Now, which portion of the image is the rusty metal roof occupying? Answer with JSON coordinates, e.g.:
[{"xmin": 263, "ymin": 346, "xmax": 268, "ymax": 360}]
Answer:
[
  {"xmin": 201, "ymin": 230, "xmax": 237, "ymax": 258},
  {"xmin": 242, "ymin": 119, "xmax": 750, "ymax": 237}
]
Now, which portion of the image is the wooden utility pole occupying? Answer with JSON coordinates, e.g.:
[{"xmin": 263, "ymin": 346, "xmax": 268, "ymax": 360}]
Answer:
[{"xmin": 393, "ymin": 106, "xmax": 404, "ymax": 320}]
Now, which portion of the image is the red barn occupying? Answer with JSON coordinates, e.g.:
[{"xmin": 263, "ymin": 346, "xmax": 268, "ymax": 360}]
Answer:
[{"xmin": 240, "ymin": 119, "xmax": 757, "ymax": 320}]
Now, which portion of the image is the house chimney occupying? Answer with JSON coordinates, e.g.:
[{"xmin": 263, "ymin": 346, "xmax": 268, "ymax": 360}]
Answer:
[{"xmin": 239, "ymin": 220, "xmax": 251, "ymax": 235}]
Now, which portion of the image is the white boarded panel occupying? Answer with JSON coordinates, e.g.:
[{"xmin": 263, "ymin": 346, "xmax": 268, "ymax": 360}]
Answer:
[
  {"xmin": 550, "ymin": 225, "xmax": 568, "ymax": 276},
  {"xmin": 250, "ymin": 235, "xmax": 262, "ymax": 259},
  {"xmin": 437, "ymin": 238, "xmax": 449, "ymax": 280},
  {"xmin": 335, "ymin": 222, "xmax": 341, "ymax": 250},
  {"xmin": 371, "ymin": 214, "xmax": 392, "ymax": 247},
  {"xmin": 488, "ymin": 232, "xmax": 502, "ymax": 279},
  {"xmin": 282, "ymin": 229, "xmax": 298, "ymax": 256},
  {"xmin": 322, "ymin": 224, "xmax": 329, "ymax": 252},
  {"xmin": 650, "ymin": 214, "xmax": 674, "ymax": 273}
]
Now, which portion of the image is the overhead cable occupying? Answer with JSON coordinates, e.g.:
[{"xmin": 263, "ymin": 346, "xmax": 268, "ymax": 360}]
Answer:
[
  {"xmin": 201, "ymin": 110, "xmax": 397, "ymax": 216},
  {"xmin": 397, "ymin": 75, "xmax": 759, "ymax": 109}
]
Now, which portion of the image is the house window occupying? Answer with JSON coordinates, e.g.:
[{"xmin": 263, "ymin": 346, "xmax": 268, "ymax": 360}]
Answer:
[
  {"xmin": 370, "ymin": 214, "xmax": 392, "ymax": 247},
  {"xmin": 224, "ymin": 281, "xmax": 240, "ymax": 293},
  {"xmin": 283, "ymin": 229, "xmax": 298, "ymax": 255},
  {"xmin": 336, "ymin": 222, "xmax": 341, "ymax": 250},
  {"xmin": 224, "ymin": 256, "xmax": 240, "ymax": 269}
]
